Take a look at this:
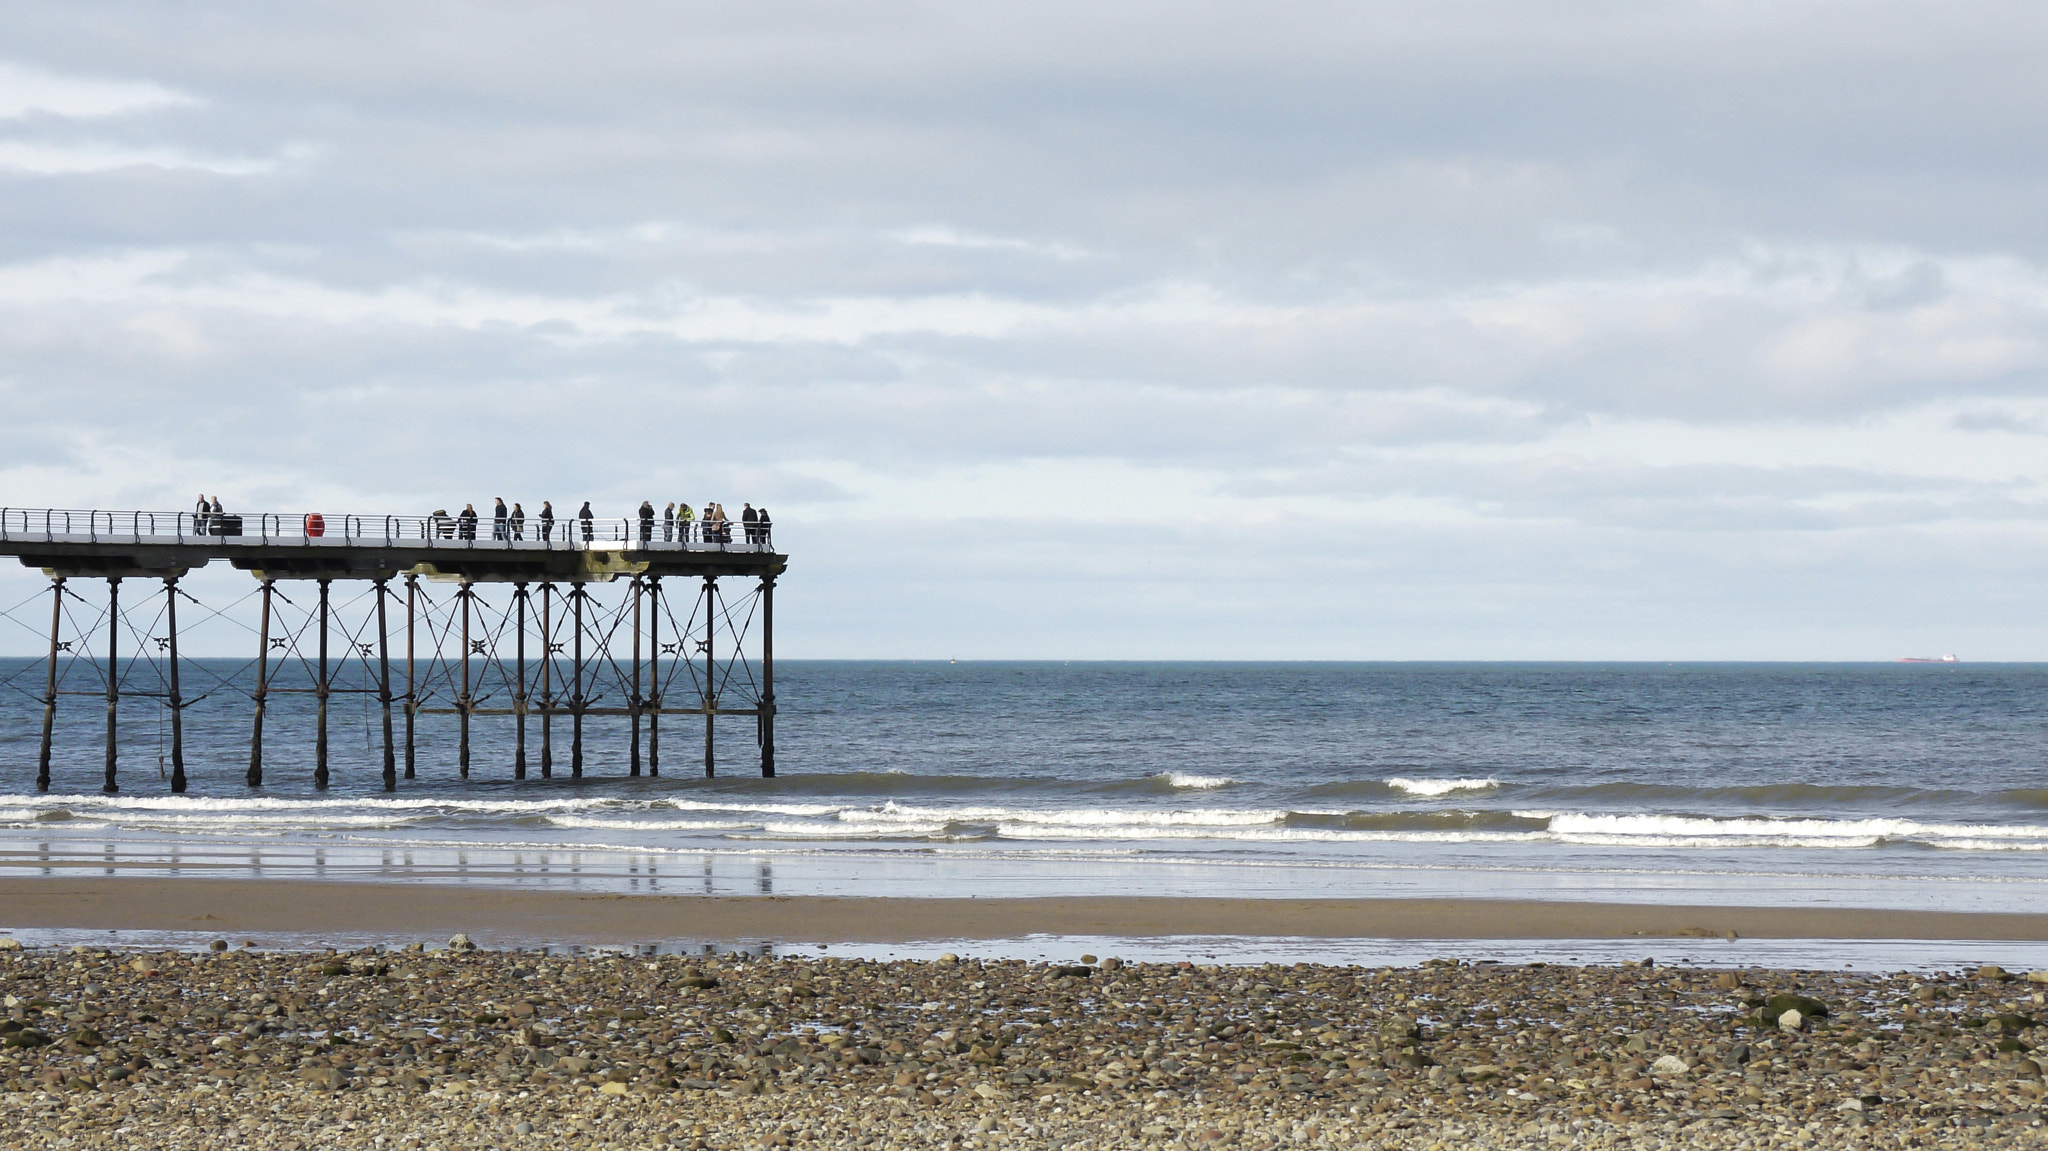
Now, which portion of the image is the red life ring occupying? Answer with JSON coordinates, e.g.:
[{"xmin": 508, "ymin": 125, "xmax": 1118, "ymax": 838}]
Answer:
[{"xmin": 304, "ymin": 513, "xmax": 326, "ymax": 537}]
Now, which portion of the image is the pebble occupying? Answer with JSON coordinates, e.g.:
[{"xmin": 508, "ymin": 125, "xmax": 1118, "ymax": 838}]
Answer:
[{"xmin": 0, "ymin": 947, "xmax": 2043, "ymax": 1148}]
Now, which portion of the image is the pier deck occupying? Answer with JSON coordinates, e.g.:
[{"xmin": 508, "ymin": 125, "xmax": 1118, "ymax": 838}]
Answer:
[{"xmin": 0, "ymin": 507, "xmax": 784, "ymax": 793}]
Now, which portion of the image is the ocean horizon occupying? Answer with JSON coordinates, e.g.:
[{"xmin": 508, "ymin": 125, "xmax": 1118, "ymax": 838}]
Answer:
[{"xmin": 1, "ymin": 659, "xmax": 2042, "ymax": 922}]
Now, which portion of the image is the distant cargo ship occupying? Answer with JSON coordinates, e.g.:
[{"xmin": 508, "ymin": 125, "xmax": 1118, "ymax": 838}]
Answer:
[{"xmin": 1897, "ymin": 654, "xmax": 1960, "ymax": 663}]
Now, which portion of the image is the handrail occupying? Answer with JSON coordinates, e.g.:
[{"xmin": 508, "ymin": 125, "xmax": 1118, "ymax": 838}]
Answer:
[{"xmin": 0, "ymin": 506, "xmax": 776, "ymax": 552}]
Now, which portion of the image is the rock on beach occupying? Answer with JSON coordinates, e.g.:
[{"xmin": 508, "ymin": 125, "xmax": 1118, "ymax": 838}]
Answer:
[{"xmin": 0, "ymin": 945, "xmax": 2043, "ymax": 1149}]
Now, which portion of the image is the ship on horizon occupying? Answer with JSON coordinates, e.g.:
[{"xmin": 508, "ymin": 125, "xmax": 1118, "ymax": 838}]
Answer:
[{"xmin": 1897, "ymin": 654, "xmax": 1960, "ymax": 663}]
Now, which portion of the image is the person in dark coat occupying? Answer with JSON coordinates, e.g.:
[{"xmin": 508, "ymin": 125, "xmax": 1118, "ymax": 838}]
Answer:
[
  {"xmin": 509, "ymin": 502, "xmax": 526, "ymax": 540},
  {"xmin": 194, "ymin": 494, "xmax": 211, "ymax": 535},
  {"xmin": 638, "ymin": 500, "xmax": 655, "ymax": 544},
  {"xmin": 756, "ymin": 506, "xmax": 771, "ymax": 548},
  {"xmin": 539, "ymin": 501, "xmax": 555, "ymax": 542},
  {"xmin": 741, "ymin": 502, "xmax": 758, "ymax": 545},
  {"xmin": 457, "ymin": 503, "xmax": 478, "ymax": 541},
  {"xmin": 493, "ymin": 498, "xmax": 509, "ymax": 541},
  {"xmin": 578, "ymin": 500, "xmax": 595, "ymax": 542},
  {"xmin": 663, "ymin": 502, "xmax": 675, "ymax": 542}
]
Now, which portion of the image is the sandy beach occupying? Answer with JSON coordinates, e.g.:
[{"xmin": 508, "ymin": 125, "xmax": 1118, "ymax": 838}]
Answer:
[{"xmin": 6, "ymin": 878, "xmax": 2048, "ymax": 947}]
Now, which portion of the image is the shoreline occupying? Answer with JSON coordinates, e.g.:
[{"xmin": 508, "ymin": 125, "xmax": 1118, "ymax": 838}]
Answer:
[{"xmin": 6, "ymin": 877, "xmax": 2048, "ymax": 945}]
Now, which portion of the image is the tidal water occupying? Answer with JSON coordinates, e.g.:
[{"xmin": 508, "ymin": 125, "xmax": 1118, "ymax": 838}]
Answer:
[{"xmin": 1, "ymin": 661, "xmax": 2044, "ymax": 914}]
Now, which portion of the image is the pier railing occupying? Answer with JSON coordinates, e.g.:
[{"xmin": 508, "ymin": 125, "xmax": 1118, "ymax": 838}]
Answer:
[{"xmin": 0, "ymin": 507, "xmax": 774, "ymax": 552}]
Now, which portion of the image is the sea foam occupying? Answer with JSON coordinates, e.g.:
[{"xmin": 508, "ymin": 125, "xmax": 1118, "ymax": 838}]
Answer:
[{"xmin": 1387, "ymin": 777, "xmax": 1499, "ymax": 797}]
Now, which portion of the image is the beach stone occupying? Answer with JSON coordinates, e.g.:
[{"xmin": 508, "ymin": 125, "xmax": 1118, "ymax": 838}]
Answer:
[
  {"xmin": 2027, "ymin": 970, "xmax": 2048, "ymax": 984},
  {"xmin": 1980, "ymin": 965, "xmax": 2014, "ymax": 982},
  {"xmin": 1651, "ymin": 1055, "xmax": 1689, "ymax": 1077},
  {"xmin": 299, "ymin": 1066, "xmax": 346, "ymax": 1091},
  {"xmin": 1778, "ymin": 1008, "xmax": 1806, "ymax": 1032},
  {"xmin": 0, "ymin": 938, "xmax": 21, "ymax": 952},
  {"xmin": 448, "ymin": 934, "xmax": 478, "ymax": 952},
  {"xmin": 1765, "ymin": 992, "xmax": 1829, "ymax": 1019}
]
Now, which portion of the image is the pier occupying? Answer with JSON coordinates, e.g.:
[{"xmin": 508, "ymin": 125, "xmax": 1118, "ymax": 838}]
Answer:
[{"xmin": 0, "ymin": 507, "xmax": 785, "ymax": 793}]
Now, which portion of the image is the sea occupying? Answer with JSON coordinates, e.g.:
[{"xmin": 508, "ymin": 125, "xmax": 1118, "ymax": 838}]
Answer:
[{"xmin": 2, "ymin": 661, "xmax": 2046, "ymax": 965}]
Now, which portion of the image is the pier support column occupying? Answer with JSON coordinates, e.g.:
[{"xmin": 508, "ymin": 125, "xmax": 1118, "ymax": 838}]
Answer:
[
  {"xmin": 629, "ymin": 575, "xmax": 643, "ymax": 778},
  {"xmin": 458, "ymin": 580, "xmax": 472, "ymax": 779},
  {"xmin": 539, "ymin": 582, "xmax": 553, "ymax": 779},
  {"xmin": 703, "ymin": 575, "xmax": 716, "ymax": 779},
  {"xmin": 404, "ymin": 574, "xmax": 417, "ymax": 780},
  {"xmin": 315, "ymin": 577, "xmax": 330, "ymax": 790},
  {"xmin": 102, "ymin": 577, "xmax": 120, "ymax": 794},
  {"xmin": 514, "ymin": 582, "xmax": 529, "ymax": 780},
  {"xmin": 164, "ymin": 577, "xmax": 186, "ymax": 793},
  {"xmin": 377, "ymin": 577, "xmax": 396, "ymax": 792},
  {"xmin": 249, "ymin": 579, "xmax": 272, "ymax": 787},
  {"xmin": 648, "ymin": 577, "xmax": 660, "ymax": 777},
  {"xmin": 760, "ymin": 574, "xmax": 775, "ymax": 779},
  {"xmin": 570, "ymin": 582, "xmax": 584, "ymax": 778},
  {"xmin": 37, "ymin": 576, "xmax": 62, "ymax": 793}
]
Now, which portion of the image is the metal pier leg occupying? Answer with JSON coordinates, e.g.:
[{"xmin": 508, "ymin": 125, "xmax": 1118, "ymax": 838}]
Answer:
[
  {"xmin": 648, "ymin": 577, "xmax": 660, "ymax": 777},
  {"xmin": 630, "ymin": 575, "xmax": 643, "ymax": 778},
  {"xmin": 404, "ymin": 574, "xmax": 417, "ymax": 780},
  {"xmin": 703, "ymin": 575, "xmax": 716, "ymax": 779},
  {"xmin": 377, "ymin": 577, "xmax": 396, "ymax": 791},
  {"xmin": 514, "ymin": 582, "xmax": 528, "ymax": 780},
  {"xmin": 458, "ymin": 580, "xmax": 472, "ymax": 779},
  {"xmin": 571, "ymin": 582, "xmax": 584, "ymax": 778},
  {"xmin": 165, "ymin": 577, "xmax": 186, "ymax": 793},
  {"xmin": 315, "ymin": 578, "xmax": 330, "ymax": 790},
  {"xmin": 103, "ymin": 577, "xmax": 120, "ymax": 794},
  {"xmin": 249, "ymin": 579, "xmax": 272, "ymax": 787},
  {"xmin": 37, "ymin": 577, "xmax": 62, "ymax": 793},
  {"xmin": 761, "ymin": 574, "xmax": 775, "ymax": 779},
  {"xmin": 539, "ymin": 582, "xmax": 553, "ymax": 779}
]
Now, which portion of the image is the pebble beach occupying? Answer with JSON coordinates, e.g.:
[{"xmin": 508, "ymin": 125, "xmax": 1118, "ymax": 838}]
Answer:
[{"xmin": 2, "ymin": 940, "xmax": 2045, "ymax": 1149}]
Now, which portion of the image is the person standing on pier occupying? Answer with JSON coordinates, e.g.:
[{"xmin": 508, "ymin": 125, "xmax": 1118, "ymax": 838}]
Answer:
[
  {"xmin": 458, "ymin": 503, "xmax": 478, "ymax": 541},
  {"xmin": 194, "ymin": 493, "xmax": 211, "ymax": 535},
  {"xmin": 756, "ymin": 506, "xmax": 771, "ymax": 548},
  {"xmin": 742, "ymin": 502, "xmax": 759, "ymax": 544},
  {"xmin": 663, "ymin": 502, "xmax": 675, "ymax": 542},
  {"xmin": 578, "ymin": 500, "xmax": 594, "ymax": 542},
  {"xmin": 677, "ymin": 502, "xmax": 694, "ymax": 543},
  {"xmin": 493, "ymin": 498, "xmax": 509, "ymax": 540},
  {"xmin": 509, "ymin": 502, "xmax": 526, "ymax": 540},
  {"xmin": 539, "ymin": 500, "xmax": 555, "ymax": 541},
  {"xmin": 638, "ymin": 500, "xmax": 655, "ymax": 544}
]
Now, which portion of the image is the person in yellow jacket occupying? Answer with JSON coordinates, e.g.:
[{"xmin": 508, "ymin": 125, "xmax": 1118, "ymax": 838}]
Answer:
[{"xmin": 677, "ymin": 502, "xmax": 695, "ymax": 544}]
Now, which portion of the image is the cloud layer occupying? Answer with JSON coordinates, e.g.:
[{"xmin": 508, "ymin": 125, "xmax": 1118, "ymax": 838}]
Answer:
[{"xmin": 0, "ymin": 1, "xmax": 2044, "ymax": 657}]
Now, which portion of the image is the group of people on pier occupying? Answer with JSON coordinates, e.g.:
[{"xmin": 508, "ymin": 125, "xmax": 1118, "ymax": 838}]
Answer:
[
  {"xmin": 424, "ymin": 499, "xmax": 771, "ymax": 546},
  {"xmin": 188, "ymin": 493, "xmax": 773, "ymax": 547}
]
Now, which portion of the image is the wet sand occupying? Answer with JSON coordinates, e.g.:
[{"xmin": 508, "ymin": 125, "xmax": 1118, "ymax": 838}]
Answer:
[{"xmin": 5, "ymin": 878, "xmax": 2048, "ymax": 945}]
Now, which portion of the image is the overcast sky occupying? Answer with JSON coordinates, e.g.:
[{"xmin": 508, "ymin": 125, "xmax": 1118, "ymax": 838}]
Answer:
[{"xmin": 1, "ymin": 1, "xmax": 2045, "ymax": 658}]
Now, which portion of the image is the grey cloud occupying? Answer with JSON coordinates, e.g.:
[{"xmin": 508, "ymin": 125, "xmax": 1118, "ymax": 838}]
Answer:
[{"xmin": 3, "ymin": 3, "xmax": 2048, "ymax": 655}]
